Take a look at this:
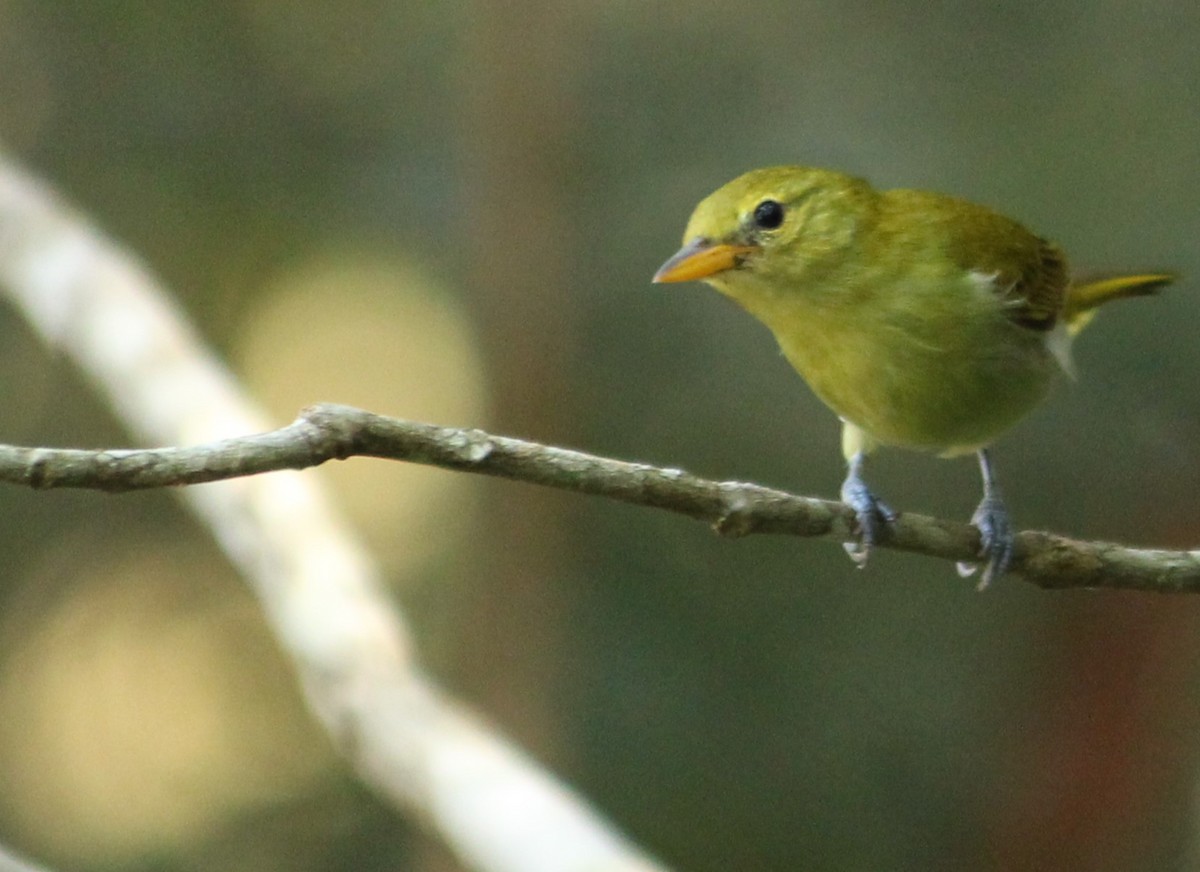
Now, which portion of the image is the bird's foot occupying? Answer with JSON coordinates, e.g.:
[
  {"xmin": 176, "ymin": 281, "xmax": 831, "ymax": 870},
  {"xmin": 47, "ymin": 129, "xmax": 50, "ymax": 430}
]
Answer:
[
  {"xmin": 956, "ymin": 494, "xmax": 1015, "ymax": 590},
  {"xmin": 840, "ymin": 477, "xmax": 897, "ymax": 567}
]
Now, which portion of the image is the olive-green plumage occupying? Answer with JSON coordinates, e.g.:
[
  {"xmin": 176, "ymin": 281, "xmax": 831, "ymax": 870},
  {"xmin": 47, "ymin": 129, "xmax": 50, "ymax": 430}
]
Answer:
[{"xmin": 654, "ymin": 165, "xmax": 1172, "ymax": 585}]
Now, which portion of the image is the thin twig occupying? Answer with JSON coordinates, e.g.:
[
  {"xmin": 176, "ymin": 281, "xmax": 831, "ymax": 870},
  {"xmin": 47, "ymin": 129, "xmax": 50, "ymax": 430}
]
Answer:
[{"xmin": 0, "ymin": 403, "xmax": 1198, "ymax": 592}]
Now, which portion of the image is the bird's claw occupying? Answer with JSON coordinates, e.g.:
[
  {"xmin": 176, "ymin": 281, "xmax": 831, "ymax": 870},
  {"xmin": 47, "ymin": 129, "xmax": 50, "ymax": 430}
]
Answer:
[
  {"xmin": 840, "ymin": 479, "xmax": 897, "ymax": 567},
  {"xmin": 956, "ymin": 495, "xmax": 1014, "ymax": 590}
]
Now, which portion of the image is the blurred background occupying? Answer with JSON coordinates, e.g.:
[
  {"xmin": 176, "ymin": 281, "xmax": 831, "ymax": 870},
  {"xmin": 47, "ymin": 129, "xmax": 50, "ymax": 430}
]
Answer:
[{"xmin": 0, "ymin": 2, "xmax": 1198, "ymax": 871}]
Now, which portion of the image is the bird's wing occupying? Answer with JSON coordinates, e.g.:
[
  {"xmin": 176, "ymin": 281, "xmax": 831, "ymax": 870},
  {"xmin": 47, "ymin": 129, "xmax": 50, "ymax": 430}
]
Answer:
[
  {"xmin": 996, "ymin": 240, "xmax": 1069, "ymax": 332},
  {"xmin": 882, "ymin": 189, "xmax": 1070, "ymax": 333}
]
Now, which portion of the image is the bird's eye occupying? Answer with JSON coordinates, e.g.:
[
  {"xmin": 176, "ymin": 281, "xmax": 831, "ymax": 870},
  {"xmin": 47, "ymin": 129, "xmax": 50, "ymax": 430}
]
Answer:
[{"xmin": 752, "ymin": 199, "xmax": 785, "ymax": 230}]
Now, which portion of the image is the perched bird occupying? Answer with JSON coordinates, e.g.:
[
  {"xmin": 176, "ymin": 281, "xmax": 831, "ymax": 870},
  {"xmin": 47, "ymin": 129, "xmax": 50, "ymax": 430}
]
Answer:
[{"xmin": 653, "ymin": 166, "xmax": 1172, "ymax": 587}]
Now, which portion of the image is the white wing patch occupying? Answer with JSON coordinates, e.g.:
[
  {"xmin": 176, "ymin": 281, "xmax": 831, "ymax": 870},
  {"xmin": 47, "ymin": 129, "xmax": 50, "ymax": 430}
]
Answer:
[
  {"xmin": 968, "ymin": 269, "xmax": 1024, "ymax": 314},
  {"xmin": 967, "ymin": 269, "xmax": 1003, "ymax": 298}
]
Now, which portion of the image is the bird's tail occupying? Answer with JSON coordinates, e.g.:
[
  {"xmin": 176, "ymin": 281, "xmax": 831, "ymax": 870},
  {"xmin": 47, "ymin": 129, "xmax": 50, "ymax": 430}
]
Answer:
[{"xmin": 1063, "ymin": 273, "xmax": 1175, "ymax": 336}]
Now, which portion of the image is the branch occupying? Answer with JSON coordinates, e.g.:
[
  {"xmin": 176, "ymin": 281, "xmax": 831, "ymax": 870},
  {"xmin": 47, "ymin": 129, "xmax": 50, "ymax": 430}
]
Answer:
[
  {"xmin": 0, "ymin": 155, "xmax": 666, "ymax": 872},
  {"xmin": 1, "ymin": 403, "xmax": 1198, "ymax": 592},
  {"xmin": 0, "ymin": 143, "xmax": 1194, "ymax": 872},
  {"xmin": 0, "ymin": 845, "xmax": 51, "ymax": 872}
]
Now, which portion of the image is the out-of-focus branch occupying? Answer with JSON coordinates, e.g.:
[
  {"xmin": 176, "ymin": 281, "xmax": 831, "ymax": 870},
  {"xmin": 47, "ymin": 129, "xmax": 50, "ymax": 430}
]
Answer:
[
  {"xmin": 0, "ymin": 845, "xmax": 51, "ymax": 872},
  {"xmin": 0, "ymin": 155, "xmax": 666, "ymax": 872},
  {"xmin": 0, "ymin": 403, "xmax": 1198, "ymax": 592}
]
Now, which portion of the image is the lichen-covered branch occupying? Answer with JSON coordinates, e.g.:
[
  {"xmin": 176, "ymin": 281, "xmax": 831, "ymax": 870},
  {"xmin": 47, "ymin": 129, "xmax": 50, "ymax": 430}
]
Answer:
[{"xmin": 0, "ymin": 402, "xmax": 1198, "ymax": 592}]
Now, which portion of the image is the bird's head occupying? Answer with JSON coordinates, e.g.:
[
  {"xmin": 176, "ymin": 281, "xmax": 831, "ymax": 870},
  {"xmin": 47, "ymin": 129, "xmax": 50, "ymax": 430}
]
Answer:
[{"xmin": 653, "ymin": 166, "xmax": 874, "ymax": 299}]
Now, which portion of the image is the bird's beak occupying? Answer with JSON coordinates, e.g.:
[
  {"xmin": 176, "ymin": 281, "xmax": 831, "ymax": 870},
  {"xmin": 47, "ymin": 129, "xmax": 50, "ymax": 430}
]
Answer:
[{"xmin": 652, "ymin": 238, "xmax": 757, "ymax": 283}]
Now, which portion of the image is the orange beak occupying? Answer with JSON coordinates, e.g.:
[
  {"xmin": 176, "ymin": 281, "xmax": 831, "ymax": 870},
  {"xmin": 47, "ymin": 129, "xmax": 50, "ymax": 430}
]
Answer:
[{"xmin": 652, "ymin": 239, "xmax": 757, "ymax": 283}]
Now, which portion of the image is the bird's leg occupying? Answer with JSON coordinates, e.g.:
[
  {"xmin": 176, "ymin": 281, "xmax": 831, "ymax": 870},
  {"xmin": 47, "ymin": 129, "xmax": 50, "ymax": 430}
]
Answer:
[
  {"xmin": 839, "ymin": 449, "xmax": 897, "ymax": 567},
  {"xmin": 957, "ymin": 448, "xmax": 1015, "ymax": 589}
]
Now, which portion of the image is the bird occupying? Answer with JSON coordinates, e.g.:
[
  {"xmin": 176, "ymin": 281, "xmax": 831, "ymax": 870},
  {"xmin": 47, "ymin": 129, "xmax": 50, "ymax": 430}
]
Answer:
[{"xmin": 652, "ymin": 166, "xmax": 1173, "ymax": 587}]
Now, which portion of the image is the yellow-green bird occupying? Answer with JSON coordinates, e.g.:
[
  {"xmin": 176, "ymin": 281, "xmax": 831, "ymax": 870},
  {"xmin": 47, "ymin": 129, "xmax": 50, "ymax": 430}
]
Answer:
[{"xmin": 653, "ymin": 166, "xmax": 1173, "ymax": 586}]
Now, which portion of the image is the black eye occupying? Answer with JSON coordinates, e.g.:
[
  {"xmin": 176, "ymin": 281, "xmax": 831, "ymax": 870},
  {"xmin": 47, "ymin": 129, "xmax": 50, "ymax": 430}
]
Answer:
[{"xmin": 752, "ymin": 199, "xmax": 785, "ymax": 230}]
